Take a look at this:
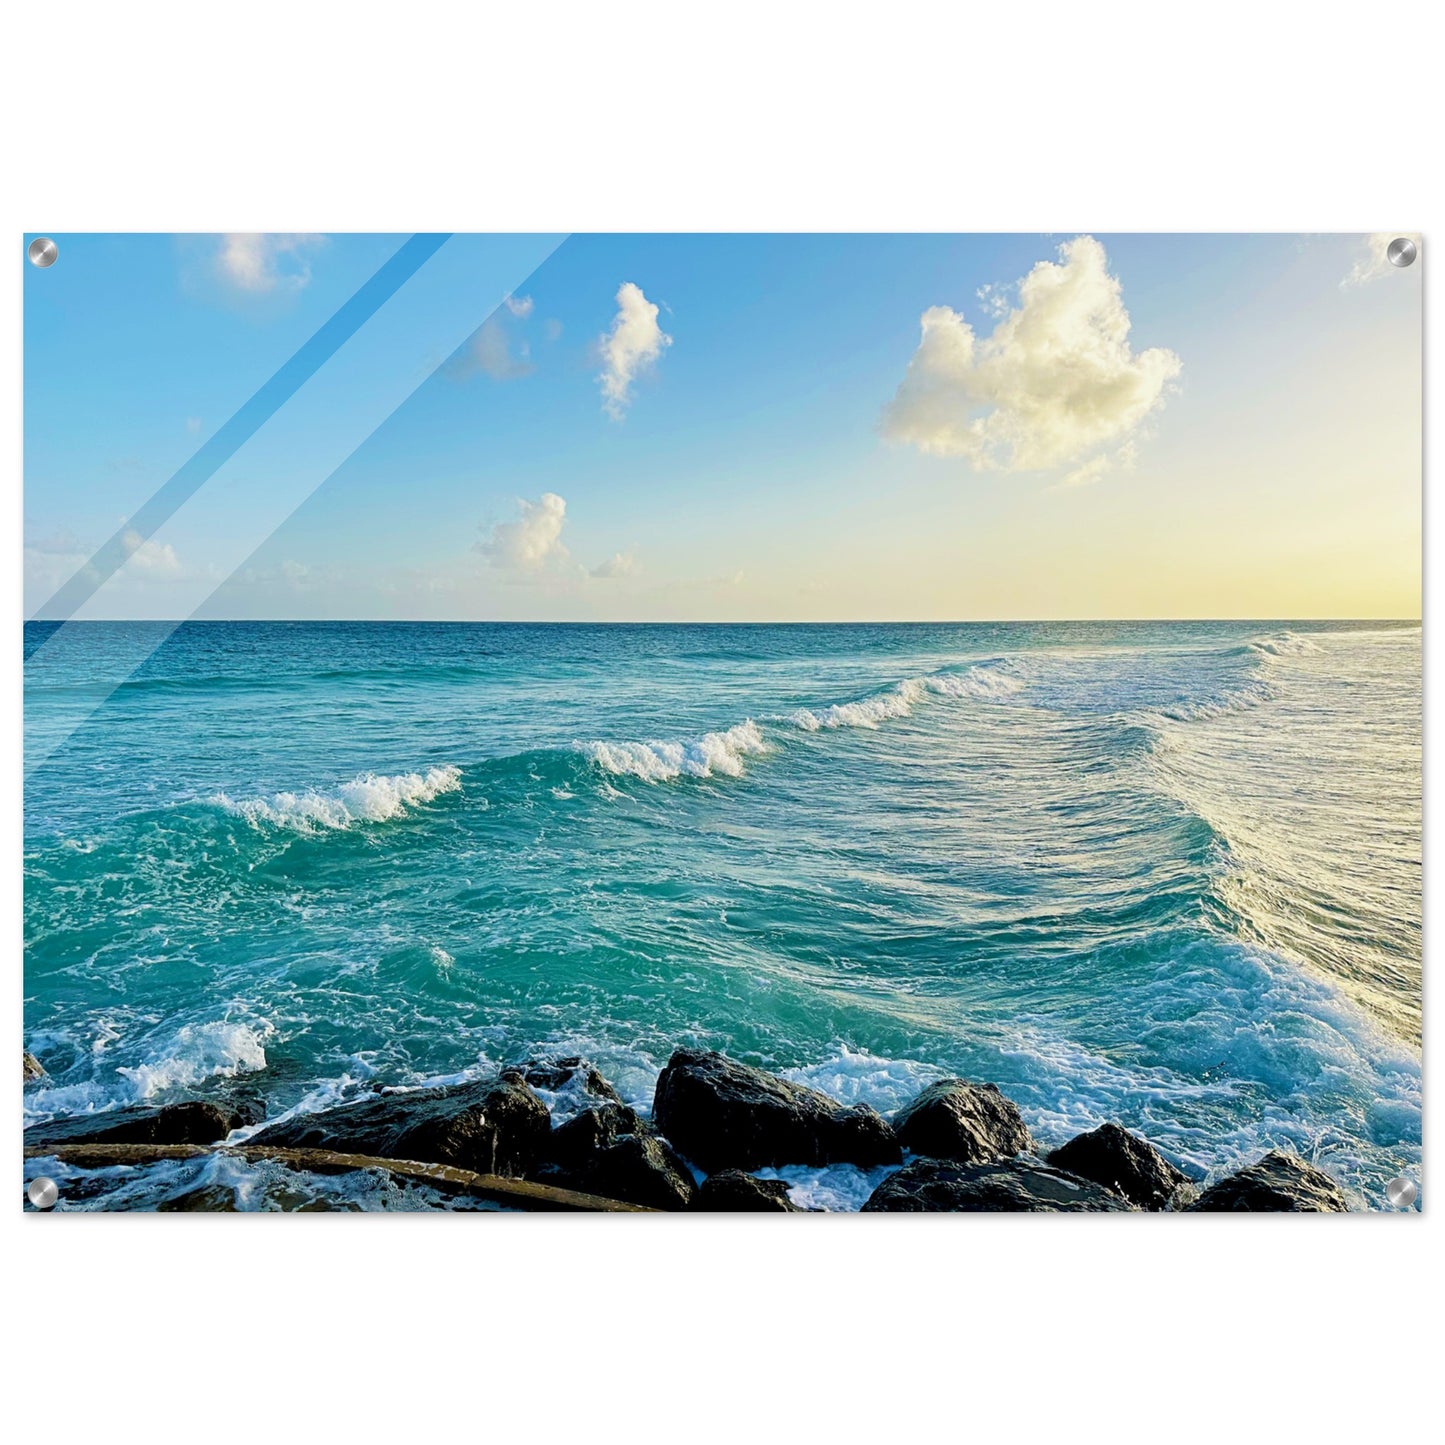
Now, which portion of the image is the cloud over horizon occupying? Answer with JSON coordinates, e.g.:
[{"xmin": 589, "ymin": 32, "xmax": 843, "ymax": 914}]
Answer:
[
  {"xmin": 589, "ymin": 551, "xmax": 637, "ymax": 579},
  {"xmin": 881, "ymin": 235, "xmax": 1181, "ymax": 475},
  {"xmin": 597, "ymin": 282, "xmax": 671, "ymax": 419},
  {"xmin": 478, "ymin": 492, "xmax": 570, "ymax": 570}
]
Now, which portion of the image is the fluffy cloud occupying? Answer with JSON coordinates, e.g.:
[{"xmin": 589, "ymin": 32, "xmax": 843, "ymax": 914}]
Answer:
[
  {"xmin": 216, "ymin": 234, "xmax": 325, "ymax": 293},
  {"xmin": 597, "ymin": 282, "xmax": 671, "ymax": 419},
  {"xmin": 504, "ymin": 294, "xmax": 534, "ymax": 318},
  {"xmin": 121, "ymin": 529, "xmax": 182, "ymax": 575},
  {"xmin": 881, "ymin": 235, "xmax": 1181, "ymax": 473},
  {"xmin": 478, "ymin": 493, "xmax": 570, "ymax": 570},
  {"xmin": 589, "ymin": 551, "xmax": 637, "ymax": 580},
  {"xmin": 470, "ymin": 315, "xmax": 533, "ymax": 380},
  {"xmin": 1343, "ymin": 232, "xmax": 1420, "ymax": 288}
]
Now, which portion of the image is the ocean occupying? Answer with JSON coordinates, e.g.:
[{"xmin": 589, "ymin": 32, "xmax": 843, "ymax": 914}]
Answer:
[{"xmin": 22, "ymin": 619, "xmax": 1422, "ymax": 1210}]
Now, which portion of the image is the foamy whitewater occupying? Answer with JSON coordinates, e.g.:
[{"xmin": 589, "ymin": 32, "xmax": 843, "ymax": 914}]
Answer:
[{"xmin": 22, "ymin": 620, "xmax": 1422, "ymax": 1209}]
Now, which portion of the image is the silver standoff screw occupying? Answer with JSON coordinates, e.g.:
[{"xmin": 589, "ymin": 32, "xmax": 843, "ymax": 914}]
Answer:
[
  {"xmin": 27, "ymin": 237, "xmax": 59, "ymax": 268},
  {"xmin": 1384, "ymin": 1175, "xmax": 1418, "ymax": 1209},
  {"xmin": 27, "ymin": 1176, "xmax": 60, "ymax": 1210},
  {"xmin": 1386, "ymin": 237, "xmax": 1417, "ymax": 268}
]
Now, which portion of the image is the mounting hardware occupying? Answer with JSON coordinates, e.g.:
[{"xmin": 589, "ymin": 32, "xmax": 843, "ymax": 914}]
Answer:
[
  {"xmin": 1387, "ymin": 237, "xmax": 1417, "ymax": 268},
  {"xmin": 1384, "ymin": 1174, "xmax": 1418, "ymax": 1208},
  {"xmin": 27, "ymin": 1176, "xmax": 59, "ymax": 1210}
]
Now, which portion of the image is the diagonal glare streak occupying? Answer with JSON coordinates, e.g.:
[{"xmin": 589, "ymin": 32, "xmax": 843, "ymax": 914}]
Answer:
[
  {"xmin": 34, "ymin": 233, "xmax": 452, "ymax": 624},
  {"xmin": 24, "ymin": 232, "xmax": 571, "ymax": 778}
]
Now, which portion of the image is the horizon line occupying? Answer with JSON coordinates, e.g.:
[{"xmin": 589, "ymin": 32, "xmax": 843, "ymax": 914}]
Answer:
[{"xmin": 23, "ymin": 615, "xmax": 1423, "ymax": 627}]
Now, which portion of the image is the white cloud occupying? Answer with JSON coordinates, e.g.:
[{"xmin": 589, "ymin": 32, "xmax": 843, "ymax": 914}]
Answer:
[
  {"xmin": 478, "ymin": 493, "xmax": 570, "ymax": 570},
  {"xmin": 216, "ymin": 234, "xmax": 325, "ymax": 293},
  {"xmin": 881, "ymin": 235, "xmax": 1181, "ymax": 474},
  {"xmin": 25, "ymin": 528, "xmax": 87, "ymax": 557},
  {"xmin": 23, "ymin": 530, "xmax": 93, "ymax": 602},
  {"xmin": 597, "ymin": 282, "xmax": 671, "ymax": 419},
  {"xmin": 589, "ymin": 551, "xmax": 638, "ymax": 579},
  {"xmin": 121, "ymin": 529, "xmax": 182, "ymax": 575},
  {"xmin": 975, "ymin": 282, "xmax": 1012, "ymax": 319},
  {"xmin": 1343, "ymin": 232, "xmax": 1420, "ymax": 288},
  {"xmin": 470, "ymin": 315, "xmax": 533, "ymax": 380},
  {"xmin": 504, "ymin": 294, "xmax": 534, "ymax": 318}
]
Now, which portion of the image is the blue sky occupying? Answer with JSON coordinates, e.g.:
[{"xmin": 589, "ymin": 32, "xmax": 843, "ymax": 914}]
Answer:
[{"xmin": 24, "ymin": 231, "xmax": 1421, "ymax": 621}]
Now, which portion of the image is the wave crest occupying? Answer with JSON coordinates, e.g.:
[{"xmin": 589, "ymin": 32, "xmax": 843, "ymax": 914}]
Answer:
[
  {"xmin": 1249, "ymin": 631, "xmax": 1321, "ymax": 657},
  {"xmin": 212, "ymin": 765, "xmax": 462, "ymax": 831},
  {"xmin": 579, "ymin": 720, "xmax": 769, "ymax": 782},
  {"xmin": 788, "ymin": 664, "xmax": 1022, "ymax": 731},
  {"xmin": 1154, "ymin": 678, "xmax": 1275, "ymax": 722}
]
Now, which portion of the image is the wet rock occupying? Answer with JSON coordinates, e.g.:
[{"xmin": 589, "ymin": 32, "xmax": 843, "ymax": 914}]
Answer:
[
  {"xmin": 23, "ymin": 1051, "xmax": 46, "ymax": 1082},
  {"xmin": 653, "ymin": 1049, "xmax": 901, "ymax": 1172},
  {"xmin": 248, "ymin": 1076, "xmax": 550, "ymax": 1178},
  {"xmin": 1188, "ymin": 1151, "xmax": 1349, "ymax": 1213},
  {"xmin": 891, "ymin": 1080, "xmax": 1033, "ymax": 1164},
  {"xmin": 518, "ymin": 1056, "xmax": 624, "ymax": 1107},
  {"xmin": 1047, "ymin": 1123, "xmax": 1190, "ymax": 1209},
  {"xmin": 24, "ymin": 1100, "xmax": 248, "ymax": 1148},
  {"xmin": 694, "ymin": 1169, "xmax": 802, "ymax": 1212},
  {"xmin": 861, "ymin": 1158, "xmax": 1136, "ymax": 1212},
  {"xmin": 536, "ymin": 1102, "xmax": 695, "ymax": 1210}
]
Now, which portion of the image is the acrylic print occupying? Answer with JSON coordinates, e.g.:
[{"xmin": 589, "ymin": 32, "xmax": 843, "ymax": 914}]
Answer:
[{"xmin": 22, "ymin": 233, "xmax": 1421, "ymax": 1212}]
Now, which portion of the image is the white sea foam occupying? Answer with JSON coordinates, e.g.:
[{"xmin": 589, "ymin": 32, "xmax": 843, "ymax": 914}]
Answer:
[
  {"xmin": 994, "ymin": 939, "xmax": 1422, "ymax": 1206},
  {"xmin": 25, "ymin": 1018, "xmax": 273, "ymax": 1122},
  {"xmin": 224, "ymin": 1067, "xmax": 375, "ymax": 1143},
  {"xmin": 579, "ymin": 720, "xmax": 769, "ymax": 782},
  {"xmin": 754, "ymin": 1161, "xmax": 903, "ymax": 1212},
  {"xmin": 787, "ymin": 665, "xmax": 1022, "ymax": 731},
  {"xmin": 117, "ymin": 1020, "xmax": 272, "ymax": 1098},
  {"xmin": 577, "ymin": 664, "xmax": 1019, "ymax": 780},
  {"xmin": 23, "ymin": 1150, "xmax": 506, "ymax": 1212},
  {"xmin": 787, "ymin": 679, "xmax": 925, "ymax": 731},
  {"xmin": 212, "ymin": 764, "xmax": 462, "ymax": 831},
  {"xmin": 1249, "ymin": 631, "xmax": 1321, "ymax": 657},
  {"xmin": 1153, "ymin": 677, "xmax": 1275, "ymax": 722},
  {"xmin": 781, "ymin": 1044, "xmax": 944, "ymax": 1113}
]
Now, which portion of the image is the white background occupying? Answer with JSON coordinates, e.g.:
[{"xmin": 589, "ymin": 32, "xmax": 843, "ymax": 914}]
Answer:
[{"xmin": 2, "ymin": 2, "xmax": 1437, "ymax": 1438}]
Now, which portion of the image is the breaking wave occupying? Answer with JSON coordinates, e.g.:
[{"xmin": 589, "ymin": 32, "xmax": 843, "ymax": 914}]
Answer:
[
  {"xmin": 1249, "ymin": 630, "xmax": 1321, "ymax": 657},
  {"xmin": 578, "ymin": 663, "xmax": 1023, "ymax": 782},
  {"xmin": 579, "ymin": 720, "xmax": 769, "ymax": 782},
  {"xmin": 1151, "ymin": 677, "xmax": 1275, "ymax": 722},
  {"xmin": 210, "ymin": 765, "xmax": 462, "ymax": 831},
  {"xmin": 787, "ymin": 664, "xmax": 1022, "ymax": 731},
  {"xmin": 23, "ymin": 1019, "xmax": 272, "ymax": 1121}
]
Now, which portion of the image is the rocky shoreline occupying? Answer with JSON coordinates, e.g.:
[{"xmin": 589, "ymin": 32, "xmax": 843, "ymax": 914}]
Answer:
[{"xmin": 22, "ymin": 1047, "xmax": 1351, "ymax": 1212}]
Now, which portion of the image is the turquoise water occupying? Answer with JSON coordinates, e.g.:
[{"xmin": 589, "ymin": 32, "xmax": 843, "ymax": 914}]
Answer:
[{"xmin": 22, "ymin": 620, "xmax": 1422, "ymax": 1209}]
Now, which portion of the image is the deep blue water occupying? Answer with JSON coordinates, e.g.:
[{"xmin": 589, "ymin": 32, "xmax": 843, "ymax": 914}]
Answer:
[{"xmin": 22, "ymin": 619, "xmax": 1422, "ymax": 1209}]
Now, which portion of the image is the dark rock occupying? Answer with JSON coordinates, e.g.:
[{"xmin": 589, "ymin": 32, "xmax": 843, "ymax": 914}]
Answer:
[
  {"xmin": 248, "ymin": 1076, "xmax": 550, "ymax": 1178},
  {"xmin": 536, "ymin": 1103, "xmax": 695, "ymax": 1210},
  {"xmin": 1188, "ymin": 1151, "xmax": 1349, "ymax": 1213},
  {"xmin": 519, "ymin": 1055, "xmax": 624, "ymax": 1107},
  {"xmin": 861, "ymin": 1158, "xmax": 1136, "ymax": 1212},
  {"xmin": 545, "ymin": 1101, "xmax": 644, "ymax": 1166},
  {"xmin": 694, "ymin": 1169, "xmax": 802, "ymax": 1213},
  {"xmin": 891, "ymin": 1080, "xmax": 1033, "ymax": 1163},
  {"xmin": 23, "ymin": 1051, "xmax": 46, "ymax": 1082},
  {"xmin": 652, "ymin": 1049, "xmax": 900, "ymax": 1172},
  {"xmin": 24, "ymin": 1100, "xmax": 247, "ymax": 1148},
  {"xmin": 1047, "ymin": 1123, "xmax": 1190, "ymax": 1209}
]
